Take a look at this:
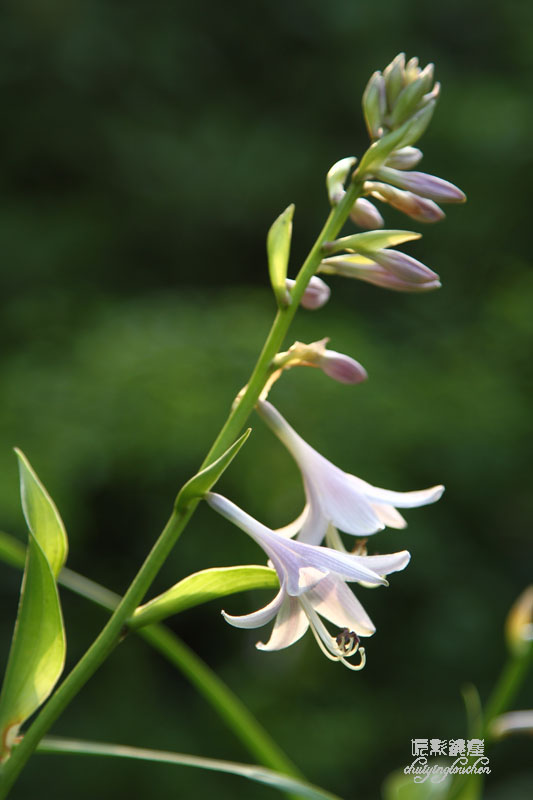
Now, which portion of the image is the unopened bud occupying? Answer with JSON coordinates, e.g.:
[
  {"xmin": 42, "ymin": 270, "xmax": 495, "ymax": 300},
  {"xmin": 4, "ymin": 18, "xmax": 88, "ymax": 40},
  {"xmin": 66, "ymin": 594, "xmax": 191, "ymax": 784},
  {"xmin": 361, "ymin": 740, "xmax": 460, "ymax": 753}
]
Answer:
[
  {"xmin": 376, "ymin": 166, "xmax": 466, "ymax": 203},
  {"xmin": 326, "ymin": 156, "xmax": 357, "ymax": 205},
  {"xmin": 273, "ymin": 338, "xmax": 367, "ymax": 385},
  {"xmin": 505, "ymin": 586, "xmax": 533, "ymax": 657},
  {"xmin": 366, "ymin": 181, "xmax": 445, "ymax": 223},
  {"xmin": 383, "ymin": 53, "xmax": 405, "ymax": 109},
  {"xmin": 349, "ymin": 198, "xmax": 385, "ymax": 229},
  {"xmin": 285, "ymin": 276, "xmax": 331, "ymax": 310},
  {"xmin": 389, "ymin": 73, "xmax": 434, "ymax": 128},
  {"xmin": 362, "ymin": 71, "xmax": 387, "ymax": 139},
  {"xmin": 385, "ymin": 147, "xmax": 423, "ymax": 170},
  {"xmin": 404, "ymin": 56, "xmax": 420, "ymax": 83},
  {"xmin": 372, "ymin": 248, "xmax": 440, "ymax": 284},
  {"xmin": 319, "ymin": 348, "xmax": 368, "ymax": 384},
  {"xmin": 318, "ymin": 254, "xmax": 441, "ymax": 293}
]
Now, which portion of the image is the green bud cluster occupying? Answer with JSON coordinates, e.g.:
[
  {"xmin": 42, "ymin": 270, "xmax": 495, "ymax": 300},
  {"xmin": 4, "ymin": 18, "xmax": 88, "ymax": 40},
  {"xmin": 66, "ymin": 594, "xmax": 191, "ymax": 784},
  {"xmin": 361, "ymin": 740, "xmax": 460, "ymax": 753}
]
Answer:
[{"xmin": 362, "ymin": 53, "xmax": 439, "ymax": 141}]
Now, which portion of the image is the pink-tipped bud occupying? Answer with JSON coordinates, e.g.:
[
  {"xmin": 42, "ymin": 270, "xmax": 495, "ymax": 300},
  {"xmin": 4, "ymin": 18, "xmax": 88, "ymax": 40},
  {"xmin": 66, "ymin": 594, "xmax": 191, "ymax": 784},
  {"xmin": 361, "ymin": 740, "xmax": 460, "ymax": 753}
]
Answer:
[
  {"xmin": 349, "ymin": 198, "xmax": 385, "ymax": 230},
  {"xmin": 385, "ymin": 146, "xmax": 423, "ymax": 170},
  {"xmin": 318, "ymin": 255, "xmax": 441, "ymax": 293},
  {"xmin": 273, "ymin": 338, "xmax": 367, "ymax": 385},
  {"xmin": 318, "ymin": 349, "xmax": 368, "ymax": 385},
  {"xmin": 376, "ymin": 166, "xmax": 466, "ymax": 204},
  {"xmin": 286, "ymin": 276, "xmax": 331, "ymax": 310},
  {"xmin": 373, "ymin": 248, "xmax": 440, "ymax": 283},
  {"xmin": 366, "ymin": 181, "xmax": 445, "ymax": 223}
]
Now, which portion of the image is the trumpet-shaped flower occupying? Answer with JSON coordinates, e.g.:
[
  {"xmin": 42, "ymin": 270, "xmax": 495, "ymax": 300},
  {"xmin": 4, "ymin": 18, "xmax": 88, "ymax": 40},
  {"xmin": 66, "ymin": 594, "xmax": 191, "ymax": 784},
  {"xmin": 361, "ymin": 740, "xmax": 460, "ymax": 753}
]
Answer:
[
  {"xmin": 258, "ymin": 400, "xmax": 443, "ymax": 544},
  {"xmin": 206, "ymin": 492, "xmax": 410, "ymax": 668}
]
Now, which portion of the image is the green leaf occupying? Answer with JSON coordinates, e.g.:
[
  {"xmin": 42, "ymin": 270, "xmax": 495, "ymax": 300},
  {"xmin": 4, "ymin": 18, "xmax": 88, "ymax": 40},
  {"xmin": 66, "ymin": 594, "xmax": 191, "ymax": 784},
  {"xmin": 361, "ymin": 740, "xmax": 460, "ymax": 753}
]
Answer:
[
  {"xmin": 357, "ymin": 102, "xmax": 436, "ymax": 175},
  {"xmin": 130, "ymin": 565, "xmax": 278, "ymax": 629},
  {"xmin": 0, "ymin": 534, "xmax": 66, "ymax": 758},
  {"xmin": 38, "ymin": 737, "xmax": 342, "ymax": 800},
  {"xmin": 324, "ymin": 229, "xmax": 421, "ymax": 255},
  {"xmin": 0, "ymin": 530, "xmax": 25, "ymax": 570},
  {"xmin": 267, "ymin": 204, "xmax": 294, "ymax": 308},
  {"xmin": 382, "ymin": 768, "xmax": 451, "ymax": 800},
  {"xmin": 175, "ymin": 429, "xmax": 251, "ymax": 512},
  {"xmin": 15, "ymin": 449, "xmax": 68, "ymax": 577}
]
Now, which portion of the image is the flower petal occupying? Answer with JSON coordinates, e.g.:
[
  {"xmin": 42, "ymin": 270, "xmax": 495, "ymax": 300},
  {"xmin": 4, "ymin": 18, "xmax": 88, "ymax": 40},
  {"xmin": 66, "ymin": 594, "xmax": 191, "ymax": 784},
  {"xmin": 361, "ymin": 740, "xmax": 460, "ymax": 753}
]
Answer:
[
  {"xmin": 221, "ymin": 584, "xmax": 286, "ymax": 629},
  {"xmin": 371, "ymin": 502, "xmax": 407, "ymax": 528},
  {"xmin": 351, "ymin": 478, "xmax": 444, "ymax": 508},
  {"xmin": 362, "ymin": 550, "xmax": 411, "ymax": 576},
  {"xmin": 256, "ymin": 595, "xmax": 309, "ymax": 651},
  {"xmin": 306, "ymin": 575, "xmax": 376, "ymax": 636}
]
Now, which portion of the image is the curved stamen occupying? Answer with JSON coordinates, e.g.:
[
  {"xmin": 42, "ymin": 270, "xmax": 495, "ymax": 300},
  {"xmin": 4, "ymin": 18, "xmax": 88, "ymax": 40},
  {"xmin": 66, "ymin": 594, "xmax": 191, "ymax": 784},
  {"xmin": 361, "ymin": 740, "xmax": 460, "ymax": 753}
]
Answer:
[{"xmin": 300, "ymin": 597, "xmax": 367, "ymax": 670}]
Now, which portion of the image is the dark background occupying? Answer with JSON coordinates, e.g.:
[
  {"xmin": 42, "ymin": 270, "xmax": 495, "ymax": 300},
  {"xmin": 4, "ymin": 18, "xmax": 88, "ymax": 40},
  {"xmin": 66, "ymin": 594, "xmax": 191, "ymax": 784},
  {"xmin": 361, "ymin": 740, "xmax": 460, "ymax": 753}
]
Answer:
[{"xmin": 1, "ymin": 0, "xmax": 532, "ymax": 798}]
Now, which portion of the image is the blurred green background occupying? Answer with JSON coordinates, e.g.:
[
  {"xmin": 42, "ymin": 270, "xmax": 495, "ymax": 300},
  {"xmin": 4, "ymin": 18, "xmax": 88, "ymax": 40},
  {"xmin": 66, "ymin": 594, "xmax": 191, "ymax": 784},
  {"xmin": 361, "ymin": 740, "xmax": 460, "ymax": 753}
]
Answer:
[{"xmin": 1, "ymin": 0, "xmax": 532, "ymax": 798}]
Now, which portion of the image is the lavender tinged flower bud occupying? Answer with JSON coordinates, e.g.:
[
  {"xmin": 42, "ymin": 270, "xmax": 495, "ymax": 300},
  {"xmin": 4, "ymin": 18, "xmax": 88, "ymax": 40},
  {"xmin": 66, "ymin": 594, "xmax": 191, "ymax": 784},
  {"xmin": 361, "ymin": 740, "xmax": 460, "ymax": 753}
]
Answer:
[
  {"xmin": 366, "ymin": 181, "xmax": 445, "ymax": 223},
  {"xmin": 376, "ymin": 166, "xmax": 466, "ymax": 203},
  {"xmin": 273, "ymin": 338, "xmax": 367, "ymax": 385},
  {"xmin": 318, "ymin": 254, "xmax": 441, "ymax": 293},
  {"xmin": 372, "ymin": 248, "xmax": 440, "ymax": 284},
  {"xmin": 318, "ymin": 348, "xmax": 368, "ymax": 385},
  {"xmin": 362, "ymin": 71, "xmax": 387, "ymax": 139},
  {"xmin": 285, "ymin": 276, "xmax": 331, "ymax": 310},
  {"xmin": 385, "ymin": 147, "xmax": 423, "ymax": 170},
  {"xmin": 349, "ymin": 198, "xmax": 385, "ymax": 230}
]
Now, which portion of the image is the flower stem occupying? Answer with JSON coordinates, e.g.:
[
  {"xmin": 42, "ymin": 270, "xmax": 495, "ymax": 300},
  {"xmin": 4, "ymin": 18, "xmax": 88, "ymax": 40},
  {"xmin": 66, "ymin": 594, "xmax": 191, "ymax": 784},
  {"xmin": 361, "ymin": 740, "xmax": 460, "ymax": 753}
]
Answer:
[{"xmin": 0, "ymin": 176, "xmax": 364, "ymax": 797}]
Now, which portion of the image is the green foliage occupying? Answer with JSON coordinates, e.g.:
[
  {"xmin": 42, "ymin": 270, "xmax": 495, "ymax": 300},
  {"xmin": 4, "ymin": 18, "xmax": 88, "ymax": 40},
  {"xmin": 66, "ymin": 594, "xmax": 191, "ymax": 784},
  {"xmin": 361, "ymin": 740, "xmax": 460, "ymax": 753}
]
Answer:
[
  {"xmin": 15, "ymin": 449, "xmax": 68, "ymax": 578},
  {"xmin": 175, "ymin": 429, "xmax": 251, "ymax": 512},
  {"xmin": 0, "ymin": 453, "xmax": 68, "ymax": 758},
  {"xmin": 383, "ymin": 770, "xmax": 451, "ymax": 799},
  {"xmin": 326, "ymin": 229, "xmax": 421, "ymax": 254},
  {"xmin": 38, "ymin": 737, "xmax": 341, "ymax": 800},
  {"xmin": 0, "ymin": 534, "xmax": 66, "ymax": 759},
  {"xmin": 267, "ymin": 204, "xmax": 295, "ymax": 308},
  {"xmin": 131, "ymin": 565, "xmax": 278, "ymax": 629}
]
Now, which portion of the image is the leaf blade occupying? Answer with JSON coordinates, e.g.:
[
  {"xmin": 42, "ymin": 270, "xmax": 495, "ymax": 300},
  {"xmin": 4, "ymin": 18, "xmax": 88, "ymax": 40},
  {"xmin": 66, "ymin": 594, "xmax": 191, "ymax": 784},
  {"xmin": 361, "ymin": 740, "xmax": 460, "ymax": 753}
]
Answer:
[
  {"xmin": 15, "ymin": 449, "xmax": 68, "ymax": 577},
  {"xmin": 175, "ymin": 429, "xmax": 251, "ymax": 512},
  {"xmin": 38, "ymin": 737, "xmax": 342, "ymax": 800},
  {"xmin": 130, "ymin": 565, "xmax": 279, "ymax": 629},
  {"xmin": 0, "ymin": 534, "xmax": 66, "ymax": 757}
]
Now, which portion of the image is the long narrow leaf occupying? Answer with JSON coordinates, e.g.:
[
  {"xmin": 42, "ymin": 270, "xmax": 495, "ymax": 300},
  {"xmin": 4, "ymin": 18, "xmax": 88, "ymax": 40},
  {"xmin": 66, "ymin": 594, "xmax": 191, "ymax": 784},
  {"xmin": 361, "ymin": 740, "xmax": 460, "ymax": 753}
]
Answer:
[
  {"xmin": 38, "ymin": 737, "xmax": 341, "ymax": 800},
  {"xmin": 15, "ymin": 449, "xmax": 68, "ymax": 577},
  {"xmin": 130, "ymin": 564, "xmax": 278, "ymax": 629},
  {"xmin": 0, "ymin": 535, "xmax": 66, "ymax": 757}
]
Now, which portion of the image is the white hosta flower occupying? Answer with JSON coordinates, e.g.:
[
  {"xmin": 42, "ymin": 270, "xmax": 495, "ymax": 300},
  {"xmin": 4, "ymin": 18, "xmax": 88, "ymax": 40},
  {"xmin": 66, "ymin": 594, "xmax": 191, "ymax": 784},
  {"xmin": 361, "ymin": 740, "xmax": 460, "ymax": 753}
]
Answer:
[
  {"xmin": 258, "ymin": 400, "xmax": 444, "ymax": 544},
  {"xmin": 206, "ymin": 492, "xmax": 410, "ymax": 669}
]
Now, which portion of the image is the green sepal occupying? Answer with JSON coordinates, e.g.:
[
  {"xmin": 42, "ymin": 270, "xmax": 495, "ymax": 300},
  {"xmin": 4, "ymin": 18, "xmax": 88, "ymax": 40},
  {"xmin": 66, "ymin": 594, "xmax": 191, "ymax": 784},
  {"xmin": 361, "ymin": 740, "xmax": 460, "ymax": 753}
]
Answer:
[
  {"xmin": 15, "ymin": 448, "xmax": 68, "ymax": 578},
  {"xmin": 175, "ymin": 428, "xmax": 251, "ymax": 512},
  {"xmin": 389, "ymin": 70, "xmax": 432, "ymax": 128},
  {"xmin": 130, "ymin": 565, "xmax": 278, "ymax": 629},
  {"xmin": 357, "ymin": 101, "xmax": 436, "ymax": 176},
  {"xmin": 0, "ymin": 533, "xmax": 66, "ymax": 758},
  {"xmin": 324, "ymin": 229, "xmax": 421, "ymax": 255},
  {"xmin": 266, "ymin": 204, "xmax": 295, "ymax": 308}
]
